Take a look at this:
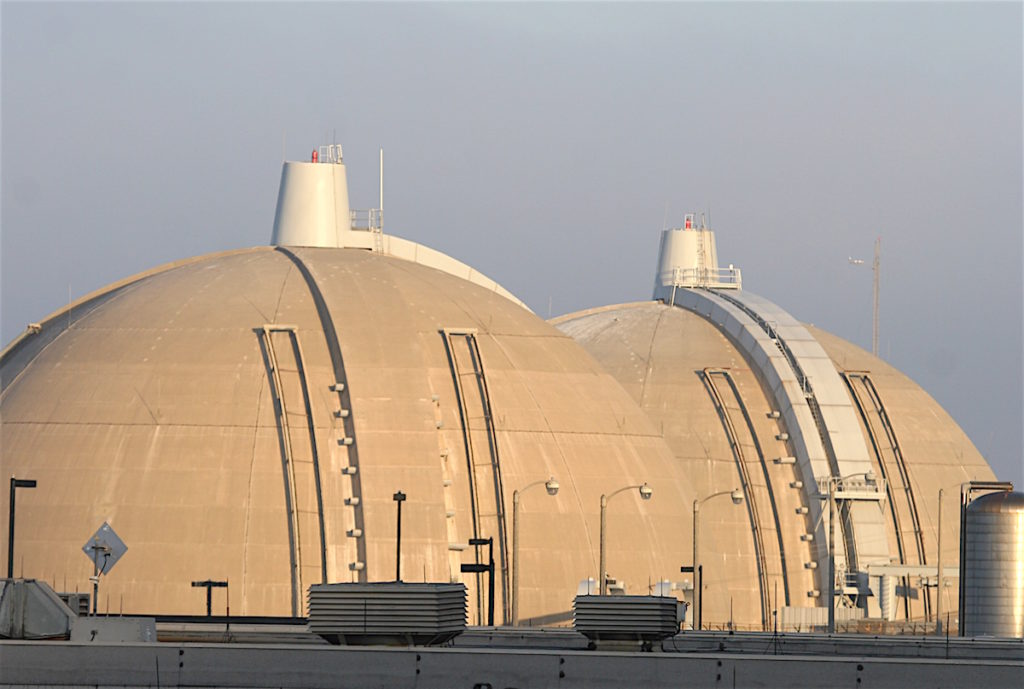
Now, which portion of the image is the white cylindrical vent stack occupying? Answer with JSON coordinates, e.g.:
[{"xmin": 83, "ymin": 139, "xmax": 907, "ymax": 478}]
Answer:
[
  {"xmin": 655, "ymin": 228, "xmax": 696, "ymax": 288},
  {"xmin": 653, "ymin": 227, "xmax": 719, "ymax": 294},
  {"xmin": 652, "ymin": 217, "xmax": 739, "ymax": 300},
  {"xmin": 271, "ymin": 160, "xmax": 353, "ymax": 248}
]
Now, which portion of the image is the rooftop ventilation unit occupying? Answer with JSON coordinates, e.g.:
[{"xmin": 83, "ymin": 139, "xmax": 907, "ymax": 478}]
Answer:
[
  {"xmin": 573, "ymin": 595, "xmax": 680, "ymax": 648},
  {"xmin": 308, "ymin": 582, "xmax": 467, "ymax": 646},
  {"xmin": 56, "ymin": 592, "xmax": 89, "ymax": 617},
  {"xmin": 0, "ymin": 579, "xmax": 75, "ymax": 640}
]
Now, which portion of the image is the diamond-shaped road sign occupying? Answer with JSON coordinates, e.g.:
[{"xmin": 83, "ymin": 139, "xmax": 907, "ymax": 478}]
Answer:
[{"xmin": 81, "ymin": 522, "xmax": 128, "ymax": 575}]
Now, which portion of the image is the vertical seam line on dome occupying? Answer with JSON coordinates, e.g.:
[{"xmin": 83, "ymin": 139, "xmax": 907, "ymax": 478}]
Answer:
[
  {"xmin": 385, "ymin": 258, "xmax": 500, "ymax": 338},
  {"xmin": 1, "ymin": 278, "xmax": 146, "ymax": 403},
  {"xmin": 486, "ymin": 334, "xmax": 596, "ymax": 567},
  {"xmin": 1, "ymin": 248, "xmax": 272, "ymax": 399},
  {"xmin": 241, "ymin": 363, "xmax": 267, "ymax": 611},
  {"xmin": 252, "ymin": 262, "xmax": 293, "ymax": 611},
  {"xmin": 638, "ymin": 308, "xmax": 666, "ymax": 409},
  {"xmin": 274, "ymin": 246, "xmax": 367, "ymax": 583}
]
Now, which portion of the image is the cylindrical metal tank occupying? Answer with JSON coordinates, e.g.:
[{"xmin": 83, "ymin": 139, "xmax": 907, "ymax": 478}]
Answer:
[{"xmin": 962, "ymin": 491, "xmax": 1024, "ymax": 637}]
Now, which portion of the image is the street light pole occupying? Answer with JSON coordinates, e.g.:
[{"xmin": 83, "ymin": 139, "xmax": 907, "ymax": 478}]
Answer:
[
  {"xmin": 936, "ymin": 488, "xmax": 944, "ymax": 634},
  {"xmin": 693, "ymin": 488, "xmax": 743, "ymax": 630},
  {"xmin": 693, "ymin": 499, "xmax": 700, "ymax": 630},
  {"xmin": 7, "ymin": 478, "xmax": 37, "ymax": 579},
  {"xmin": 393, "ymin": 491, "xmax": 406, "ymax": 582},
  {"xmin": 511, "ymin": 477, "xmax": 559, "ymax": 626},
  {"xmin": 599, "ymin": 494, "xmax": 608, "ymax": 595},
  {"xmin": 827, "ymin": 479, "xmax": 836, "ymax": 634},
  {"xmin": 599, "ymin": 483, "xmax": 652, "ymax": 595}
]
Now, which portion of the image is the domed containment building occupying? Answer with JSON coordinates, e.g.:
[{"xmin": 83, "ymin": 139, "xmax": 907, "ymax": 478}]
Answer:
[
  {"xmin": 0, "ymin": 147, "xmax": 698, "ymax": 623},
  {"xmin": 554, "ymin": 216, "xmax": 997, "ymax": 631}
]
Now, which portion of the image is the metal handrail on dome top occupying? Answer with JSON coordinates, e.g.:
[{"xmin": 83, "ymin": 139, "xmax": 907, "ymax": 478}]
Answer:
[
  {"xmin": 663, "ymin": 266, "xmax": 742, "ymax": 290},
  {"xmin": 316, "ymin": 144, "xmax": 344, "ymax": 164},
  {"xmin": 350, "ymin": 208, "xmax": 383, "ymax": 232}
]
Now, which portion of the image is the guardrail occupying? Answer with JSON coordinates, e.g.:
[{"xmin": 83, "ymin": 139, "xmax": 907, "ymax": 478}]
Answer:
[
  {"xmin": 661, "ymin": 266, "xmax": 742, "ymax": 290},
  {"xmin": 350, "ymin": 209, "xmax": 382, "ymax": 232},
  {"xmin": 316, "ymin": 144, "xmax": 344, "ymax": 164},
  {"xmin": 815, "ymin": 476, "xmax": 887, "ymax": 502}
]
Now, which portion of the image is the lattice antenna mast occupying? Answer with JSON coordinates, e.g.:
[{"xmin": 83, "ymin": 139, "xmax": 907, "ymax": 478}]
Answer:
[{"xmin": 872, "ymin": 237, "xmax": 880, "ymax": 358}]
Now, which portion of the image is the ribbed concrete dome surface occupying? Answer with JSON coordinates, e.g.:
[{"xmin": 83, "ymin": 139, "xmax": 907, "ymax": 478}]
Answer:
[
  {"xmin": 1, "ymin": 247, "xmax": 696, "ymax": 622},
  {"xmin": 555, "ymin": 300, "xmax": 995, "ymax": 630}
]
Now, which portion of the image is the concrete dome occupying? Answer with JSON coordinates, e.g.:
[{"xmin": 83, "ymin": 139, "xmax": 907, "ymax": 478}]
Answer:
[
  {"xmin": 554, "ymin": 299, "xmax": 995, "ymax": 631},
  {"xmin": 1, "ymin": 246, "xmax": 697, "ymax": 623}
]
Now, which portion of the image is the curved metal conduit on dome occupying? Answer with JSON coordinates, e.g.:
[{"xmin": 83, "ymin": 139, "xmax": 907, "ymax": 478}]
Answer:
[{"xmin": 276, "ymin": 247, "xmax": 368, "ymax": 588}]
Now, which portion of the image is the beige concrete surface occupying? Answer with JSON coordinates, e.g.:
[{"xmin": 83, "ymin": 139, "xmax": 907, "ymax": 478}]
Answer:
[
  {"xmin": 554, "ymin": 301, "xmax": 997, "ymax": 630},
  {"xmin": 1, "ymin": 248, "xmax": 697, "ymax": 623}
]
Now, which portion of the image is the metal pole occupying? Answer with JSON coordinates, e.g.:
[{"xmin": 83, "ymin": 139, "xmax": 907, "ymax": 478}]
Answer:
[
  {"xmin": 698, "ymin": 565, "xmax": 704, "ymax": 630},
  {"xmin": 958, "ymin": 484, "xmax": 968, "ymax": 636},
  {"xmin": 7, "ymin": 478, "xmax": 36, "ymax": 579},
  {"xmin": 872, "ymin": 237, "xmax": 880, "ymax": 358},
  {"xmin": 393, "ymin": 491, "xmax": 406, "ymax": 582},
  {"xmin": 487, "ymin": 537, "xmax": 495, "ymax": 627},
  {"xmin": 7, "ymin": 479, "xmax": 15, "ymax": 579},
  {"xmin": 512, "ymin": 490, "xmax": 521, "ymax": 625},
  {"xmin": 599, "ymin": 494, "xmax": 608, "ymax": 595},
  {"xmin": 936, "ymin": 488, "xmax": 944, "ymax": 634},
  {"xmin": 692, "ymin": 499, "xmax": 699, "ymax": 630},
  {"xmin": 828, "ymin": 479, "xmax": 836, "ymax": 634},
  {"xmin": 92, "ymin": 547, "xmax": 100, "ymax": 616}
]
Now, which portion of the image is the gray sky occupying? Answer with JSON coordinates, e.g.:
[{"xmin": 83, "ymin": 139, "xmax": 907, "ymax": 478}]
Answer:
[{"xmin": 2, "ymin": 2, "xmax": 1021, "ymax": 485}]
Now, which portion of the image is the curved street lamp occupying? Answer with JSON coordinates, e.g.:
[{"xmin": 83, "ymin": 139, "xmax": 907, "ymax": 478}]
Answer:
[
  {"xmin": 599, "ymin": 483, "xmax": 653, "ymax": 595},
  {"xmin": 693, "ymin": 488, "xmax": 744, "ymax": 630},
  {"xmin": 511, "ymin": 477, "xmax": 559, "ymax": 626},
  {"xmin": 826, "ymin": 470, "xmax": 877, "ymax": 633}
]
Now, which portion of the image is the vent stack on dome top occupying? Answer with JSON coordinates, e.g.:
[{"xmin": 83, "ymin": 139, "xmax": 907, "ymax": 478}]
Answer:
[
  {"xmin": 652, "ymin": 213, "xmax": 741, "ymax": 302},
  {"xmin": 271, "ymin": 144, "xmax": 381, "ymax": 250}
]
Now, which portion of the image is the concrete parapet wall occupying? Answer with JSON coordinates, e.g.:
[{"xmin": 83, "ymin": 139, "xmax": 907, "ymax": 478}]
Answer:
[{"xmin": 1, "ymin": 640, "xmax": 1021, "ymax": 689}]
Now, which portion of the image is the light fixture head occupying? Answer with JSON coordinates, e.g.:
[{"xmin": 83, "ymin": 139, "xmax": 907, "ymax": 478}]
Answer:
[
  {"xmin": 639, "ymin": 483, "xmax": 653, "ymax": 500},
  {"xmin": 864, "ymin": 470, "xmax": 877, "ymax": 483},
  {"xmin": 730, "ymin": 488, "xmax": 744, "ymax": 505},
  {"xmin": 545, "ymin": 478, "xmax": 560, "ymax": 496}
]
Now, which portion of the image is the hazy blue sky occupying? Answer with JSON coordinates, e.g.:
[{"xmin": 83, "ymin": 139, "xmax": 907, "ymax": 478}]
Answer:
[{"xmin": 2, "ymin": 2, "xmax": 1021, "ymax": 485}]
